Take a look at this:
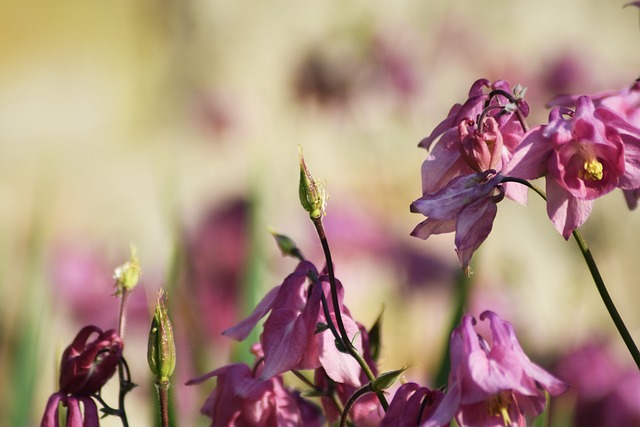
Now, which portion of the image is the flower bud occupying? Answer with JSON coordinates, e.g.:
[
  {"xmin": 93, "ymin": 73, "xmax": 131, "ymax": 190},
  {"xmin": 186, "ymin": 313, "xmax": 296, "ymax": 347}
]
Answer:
[
  {"xmin": 298, "ymin": 146, "xmax": 327, "ymax": 219},
  {"xmin": 113, "ymin": 244, "xmax": 141, "ymax": 292},
  {"xmin": 370, "ymin": 365, "xmax": 409, "ymax": 393},
  {"xmin": 147, "ymin": 290, "xmax": 176, "ymax": 383},
  {"xmin": 269, "ymin": 228, "xmax": 304, "ymax": 260},
  {"xmin": 458, "ymin": 117, "xmax": 504, "ymax": 173},
  {"xmin": 59, "ymin": 325, "xmax": 123, "ymax": 395}
]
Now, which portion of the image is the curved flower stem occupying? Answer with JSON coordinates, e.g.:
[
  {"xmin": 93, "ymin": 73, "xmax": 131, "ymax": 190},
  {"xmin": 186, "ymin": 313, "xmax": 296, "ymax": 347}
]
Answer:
[
  {"xmin": 311, "ymin": 217, "xmax": 389, "ymax": 411},
  {"xmin": 339, "ymin": 384, "xmax": 372, "ymax": 427},
  {"xmin": 502, "ymin": 176, "xmax": 640, "ymax": 370},
  {"xmin": 291, "ymin": 370, "xmax": 353, "ymax": 427}
]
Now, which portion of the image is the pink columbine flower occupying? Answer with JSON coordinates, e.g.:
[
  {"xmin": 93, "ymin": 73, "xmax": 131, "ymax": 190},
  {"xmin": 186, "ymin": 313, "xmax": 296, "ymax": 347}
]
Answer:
[
  {"xmin": 187, "ymin": 362, "xmax": 323, "ymax": 427},
  {"xmin": 422, "ymin": 311, "xmax": 568, "ymax": 427},
  {"xmin": 506, "ymin": 96, "xmax": 640, "ymax": 238},
  {"xmin": 411, "ymin": 171, "xmax": 505, "ymax": 273},
  {"xmin": 40, "ymin": 326, "xmax": 123, "ymax": 427},
  {"xmin": 380, "ymin": 382, "xmax": 446, "ymax": 427},
  {"xmin": 549, "ymin": 80, "xmax": 640, "ymax": 209},
  {"xmin": 222, "ymin": 261, "xmax": 363, "ymax": 386},
  {"xmin": 418, "ymin": 79, "xmax": 528, "ymax": 196}
]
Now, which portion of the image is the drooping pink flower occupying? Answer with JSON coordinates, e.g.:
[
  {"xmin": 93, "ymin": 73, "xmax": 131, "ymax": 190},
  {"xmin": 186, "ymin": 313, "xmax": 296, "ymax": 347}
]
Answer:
[
  {"xmin": 548, "ymin": 80, "xmax": 640, "ymax": 209},
  {"xmin": 418, "ymin": 78, "xmax": 528, "ymax": 197},
  {"xmin": 222, "ymin": 261, "xmax": 363, "ymax": 386},
  {"xmin": 380, "ymin": 382, "xmax": 446, "ymax": 427},
  {"xmin": 506, "ymin": 96, "xmax": 640, "ymax": 238},
  {"xmin": 422, "ymin": 311, "xmax": 568, "ymax": 427},
  {"xmin": 40, "ymin": 393, "xmax": 99, "ymax": 427},
  {"xmin": 187, "ymin": 362, "xmax": 323, "ymax": 427},
  {"xmin": 411, "ymin": 171, "xmax": 505, "ymax": 272},
  {"xmin": 555, "ymin": 340, "xmax": 640, "ymax": 427}
]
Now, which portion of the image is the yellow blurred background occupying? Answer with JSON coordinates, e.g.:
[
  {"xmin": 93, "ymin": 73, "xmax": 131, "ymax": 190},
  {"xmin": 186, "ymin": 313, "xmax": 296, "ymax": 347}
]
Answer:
[{"xmin": 1, "ymin": 1, "xmax": 639, "ymax": 425}]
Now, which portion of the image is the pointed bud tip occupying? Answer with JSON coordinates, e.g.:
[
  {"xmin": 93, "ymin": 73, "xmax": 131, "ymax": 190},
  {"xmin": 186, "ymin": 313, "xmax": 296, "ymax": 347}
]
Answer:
[{"xmin": 147, "ymin": 289, "xmax": 176, "ymax": 382}]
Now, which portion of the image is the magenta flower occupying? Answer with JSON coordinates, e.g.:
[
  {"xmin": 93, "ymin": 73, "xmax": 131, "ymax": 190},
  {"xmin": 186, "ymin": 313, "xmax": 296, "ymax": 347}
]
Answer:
[
  {"xmin": 187, "ymin": 363, "xmax": 323, "ymax": 427},
  {"xmin": 40, "ymin": 326, "xmax": 123, "ymax": 427},
  {"xmin": 58, "ymin": 325, "xmax": 123, "ymax": 395},
  {"xmin": 222, "ymin": 261, "xmax": 363, "ymax": 386},
  {"xmin": 380, "ymin": 383, "xmax": 446, "ymax": 427},
  {"xmin": 411, "ymin": 171, "xmax": 505, "ymax": 272},
  {"xmin": 40, "ymin": 394, "xmax": 99, "ymax": 427},
  {"xmin": 549, "ymin": 80, "xmax": 640, "ymax": 209},
  {"xmin": 423, "ymin": 311, "xmax": 568, "ymax": 427},
  {"xmin": 506, "ymin": 96, "xmax": 640, "ymax": 238},
  {"xmin": 418, "ymin": 78, "xmax": 528, "ymax": 197},
  {"xmin": 314, "ymin": 324, "xmax": 384, "ymax": 426}
]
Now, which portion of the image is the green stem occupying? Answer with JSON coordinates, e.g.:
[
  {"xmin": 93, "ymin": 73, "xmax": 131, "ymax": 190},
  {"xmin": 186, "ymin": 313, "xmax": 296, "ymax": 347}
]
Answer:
[
  {"xmin": 339, "ymin": 384, "xmax": 371, "ymax": 427},
  {"xmin": 311, "ymin": 217, "xmax": 389, "ymax": 410},
  {"xmin": 502, "ymin": 176, "xmax": 640, "ymax": 370}
]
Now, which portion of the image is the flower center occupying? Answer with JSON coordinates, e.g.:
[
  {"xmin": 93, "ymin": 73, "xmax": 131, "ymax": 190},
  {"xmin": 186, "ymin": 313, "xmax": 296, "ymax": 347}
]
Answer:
[
  {"xmin": 487, "ymin": 391, "xmax": 512, "ymax": 426},
  {"xmin": 580, "ymin": 158, "xmax": 604, "ymax": 181}
]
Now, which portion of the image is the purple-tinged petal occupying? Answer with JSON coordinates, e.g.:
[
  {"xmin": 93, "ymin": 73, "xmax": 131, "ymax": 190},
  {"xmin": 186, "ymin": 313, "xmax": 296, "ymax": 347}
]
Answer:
[
  {"xmin": 419, "ymin": 103, "xmax": 463, "ymax": 150},
  {"xmin": 503, "ymin": 126, "xmax": 552, "ymax": 180},
  {"xmin": 318, "ymin": 312, "xmax": 363, "ymax": 387},
  {"xmin": 454, "ymin": 196, "xmax": 498, "ymax": 270},
  {"xmin": 618, "ymin": 133, "xmax": 640, "ymax": 189},
  {"xmin": 222, "ymin": 285, "xmax": 280, "ymax": 341},
  {"xmin": 410, "ymin": 218, "xmax": 456, "ymax": 240},
  {"xmin": 420, "ymin": 134, "xmax": 471, "ymax": 194},
  {"xmin": 40, "ymin": 393, "xmax": 64, "ymax": 427},
  {"xmin": 623, "ymin": 188, "xmax": 640, "ymax": 210},
  {"xmin": 546, "ymin": 179, "xmax": 593, "ymax": 239},
  {"xmin": 421, "ymin": 381, "xmax": 460, "ymax": 427},
  {"xmin": 78, "ymin": 397, "xmax": 99, "ymax": 427},
  {"xmin": 66, "ymin": 397, "xmax": 83, "ymax": 427}
]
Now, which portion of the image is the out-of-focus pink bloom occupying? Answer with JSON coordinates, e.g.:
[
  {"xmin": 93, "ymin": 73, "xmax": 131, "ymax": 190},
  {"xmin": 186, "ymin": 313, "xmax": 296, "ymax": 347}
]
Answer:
[
  {"xmin": 48, "ymin": 240, "xmax": 149, "ymax": 328},
  {"xmin": 380, "ymin": 382, "xmax": 446, "ymax": 427},
  {"xmin": 555, "ymin": 341, "xmax": 640, "ymax": 427},
  {"xmin": 187, "ymin": 363, "xmax": 323, "ymax": 427},
  {"xmin": 423, "ymin": 311, "xmax": 568, "ymax": 427},
  {"xmin": 548, "ymin": 80, "xmax": 640, "ymax": 209},
  {"xmin": 40, "ymin": 326, "xmax": 122, "ymax": 427},
  {"xmin": 507, "ymin": 96, "xmax": 640, "ymax": 238},
  {"xmin": 40, "ymin": 393, "xmax": 99, "ymax": 427},
  {"xmin": 223, "ymin": 261, "xmax": 363, "ymax": 386},
  {"xmin": 411, "ymin": 171, "xmax": 505, "ymax": 272},
  {"xmin": 182, "ymin": 199, "xmax": 248, "ymax": 349},
  {"xmin": 58, "ymin": 325, "xmax": 123, "ymax": 395}
]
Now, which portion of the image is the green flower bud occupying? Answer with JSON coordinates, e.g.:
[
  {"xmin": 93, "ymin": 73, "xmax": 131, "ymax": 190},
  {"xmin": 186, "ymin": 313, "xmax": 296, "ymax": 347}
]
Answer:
[
  {"xmin": 298, "ymin": 146, "xmax": 327, "ymax": 219},
  {"xmin": 269, "ymin": 228, "xmax": 304, "ymax": 260},
  {"xmin": 113, "ymin": 244, "xmax": 141, "ymax": 292},
  {"xmin": 370, "ymin": 365, "xmax": 409, "ymax": 393},
  {"xmin": 147, "ymin": 290, "xmax": 176, "ymax": 383}
]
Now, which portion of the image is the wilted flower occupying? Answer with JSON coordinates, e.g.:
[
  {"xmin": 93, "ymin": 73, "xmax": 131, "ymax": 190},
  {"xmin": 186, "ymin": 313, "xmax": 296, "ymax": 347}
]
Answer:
[
  {"xmin": 423, "ymin": 311, "xmax": 568, "ymax": 427},
  {"xmin": 187, "ymin": 362, "xmax": 323, "ymax": 427}
]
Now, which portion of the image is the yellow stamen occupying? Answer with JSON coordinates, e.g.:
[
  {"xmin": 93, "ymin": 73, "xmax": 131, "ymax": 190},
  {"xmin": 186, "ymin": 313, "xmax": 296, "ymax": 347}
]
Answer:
[
  {"xmin": 487, "ymin": 392, "xmax": 512, "ymax": 426},
  {"xmin": 581, "ymin": 158, "xmax": 604, "ymax": 181}
]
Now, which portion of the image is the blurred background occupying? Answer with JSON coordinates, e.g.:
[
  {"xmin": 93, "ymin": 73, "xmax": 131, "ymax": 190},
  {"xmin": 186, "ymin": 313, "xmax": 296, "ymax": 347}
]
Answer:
[{"xmin": 1, "ymin": 0, "xmax": 640, "ymax": 425}]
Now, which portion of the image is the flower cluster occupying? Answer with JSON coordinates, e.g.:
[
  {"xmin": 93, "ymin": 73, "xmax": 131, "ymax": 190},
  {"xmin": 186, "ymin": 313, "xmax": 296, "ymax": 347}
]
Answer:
[{"xmin": 411, "ymin": 78, "xmax": 640, "ymax": 269}]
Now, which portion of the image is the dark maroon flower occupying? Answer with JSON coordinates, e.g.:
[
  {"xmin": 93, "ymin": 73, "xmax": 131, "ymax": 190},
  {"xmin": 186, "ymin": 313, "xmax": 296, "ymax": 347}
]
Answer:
[
  {"xmin": 59, "ymin": 325, "xmax": 123, "ymax": 396},
  {"xmin": 40, "ymin": 393, "xmax": 99, "ymax": 427}
]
